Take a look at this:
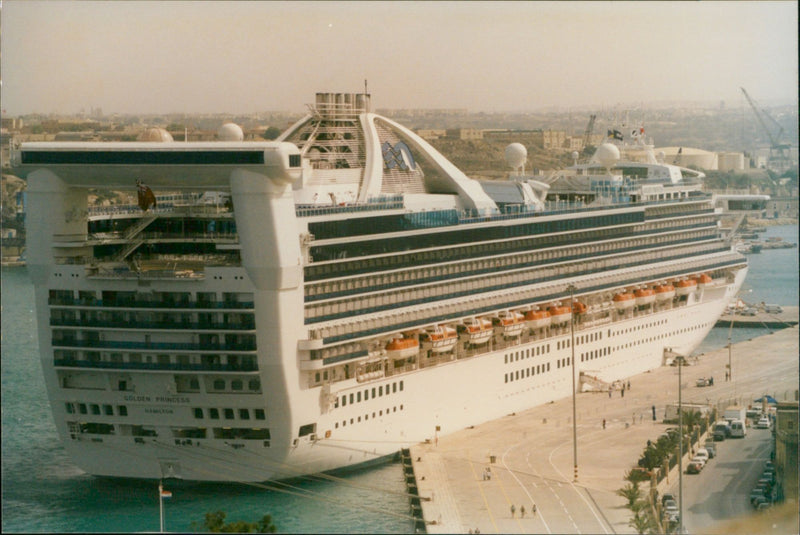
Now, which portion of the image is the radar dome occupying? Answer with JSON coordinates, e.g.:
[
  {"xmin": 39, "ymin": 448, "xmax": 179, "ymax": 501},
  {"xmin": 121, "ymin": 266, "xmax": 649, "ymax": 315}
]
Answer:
[
  {"xmin": 505, "ymin": 143, "xmax": 528, "ymax": 169},
  {"xmin": 218, "ymin": 123, "xmax": 244, "ymax": 141},
  {"xmin": 593, "ymin": 143, "xmax": 620, "ymax": 168},
  {"xmin": 137, "ymin": 128, "xmax": 174, "ymax": 142}
]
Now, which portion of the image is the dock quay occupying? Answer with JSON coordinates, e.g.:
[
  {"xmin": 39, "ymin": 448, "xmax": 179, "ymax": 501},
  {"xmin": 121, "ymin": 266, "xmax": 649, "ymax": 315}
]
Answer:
[
  {"xmin": 407, "ymin": 326, "xmax": 799, "ymax": 534},
  {"xmin": 715, "ymin": 306, "xmax": 798, "ymax": 328}
]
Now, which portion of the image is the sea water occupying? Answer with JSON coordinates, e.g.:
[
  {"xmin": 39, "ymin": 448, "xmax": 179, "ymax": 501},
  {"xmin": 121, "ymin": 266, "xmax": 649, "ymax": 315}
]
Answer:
[{"xmin": 2, "ymin": 225, "xmax": 797, "ymax": 533}]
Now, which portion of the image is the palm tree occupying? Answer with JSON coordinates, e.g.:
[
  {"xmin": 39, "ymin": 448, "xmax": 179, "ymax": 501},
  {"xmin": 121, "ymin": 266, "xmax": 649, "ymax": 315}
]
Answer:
[
  {"xmin": 628, "ymin": 510, "xmax": 651, "ymax": 534},
  {"xmin": 616, "ymin": 481, "xmax": 641, "ymax": 508}
]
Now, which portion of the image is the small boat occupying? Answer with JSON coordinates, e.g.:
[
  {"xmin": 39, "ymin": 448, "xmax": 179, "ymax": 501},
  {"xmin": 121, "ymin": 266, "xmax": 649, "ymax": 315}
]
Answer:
[
  {"xmin": 694, "ymin": 273, "xmax": 712, "ymax": 287},
  {"xmin": 675, "ymin": 279, "xmax": 698, "ymax": 296},
  {"xmin": 547, "ymin": 305, "xmax": 572, "ymax": 324},
  {"xmin": 613, "ymin": 292, "xmax": 636, "ymax": 310},
  {"xmin": 524, "ymin": 309, "xmax": 552, "ymax": 329},
  {"xmin": 385, "ymin": 335, "xmax": 419, "ymax": 359},
  {"xmin": 495, "ymin": 310, "xmax": 525, "ymax": 337},
  {"xmin": 459, "ymin": 317, "xmax": 494, "ymax": 345},
  {"xmin": 422, "ymin": 325, "xmax": 458, "ymax": 353},
  {"xmin": 655, "ymin": 284, "xmax": 676, "ymax": 301},
  {"xmin": 634, "ymin": 288, "xmax": 656, "ymax": 306}
]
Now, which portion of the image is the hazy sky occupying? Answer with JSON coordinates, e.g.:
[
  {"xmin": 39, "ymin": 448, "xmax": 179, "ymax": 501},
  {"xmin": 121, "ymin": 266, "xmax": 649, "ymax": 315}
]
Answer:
[{"xmin": 2, "ymin": 1, "xmax": 797, "ymax": 115}]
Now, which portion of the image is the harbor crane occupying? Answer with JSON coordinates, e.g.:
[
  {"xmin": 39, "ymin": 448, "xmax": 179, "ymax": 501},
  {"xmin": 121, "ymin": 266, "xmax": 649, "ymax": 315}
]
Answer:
[
  {"xmin": 581, "ymin": 114, "xmax": 596, "ymax": 156},
  {"xmin": 740, "ymin": 87, "xmax": 792, "ymax": 172}
]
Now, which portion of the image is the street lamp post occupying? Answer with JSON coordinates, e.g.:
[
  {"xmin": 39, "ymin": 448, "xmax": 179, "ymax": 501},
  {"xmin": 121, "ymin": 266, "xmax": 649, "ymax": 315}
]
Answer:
[
  {"xmin": 568, "ymin": 284, "xmax": 578, "ymax": 483},
  {"xmin": 676, "ymin": 355, "xmax": 686, "ymax": 535}
]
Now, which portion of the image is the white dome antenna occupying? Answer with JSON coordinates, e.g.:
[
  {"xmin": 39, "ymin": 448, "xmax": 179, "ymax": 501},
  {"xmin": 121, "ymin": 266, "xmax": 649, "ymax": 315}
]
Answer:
[
  {"xmin": 505, "ymin": 143, "xmax": 527, "ymax": 176},
  {"xmin": 218, "ymin": 123, "xmax": 244, "ymax": 141}
]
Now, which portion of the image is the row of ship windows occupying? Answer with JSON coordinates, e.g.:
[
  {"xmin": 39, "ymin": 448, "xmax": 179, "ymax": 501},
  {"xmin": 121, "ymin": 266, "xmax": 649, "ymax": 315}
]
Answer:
[
  {"xmin": 47, "ymin": 289, "xmax": 254, "ymax": 309},
  {"xmin": 68, "ymin": 422, "xmax": 270, "ymax": 443},
  {"xmin": 505, "ymin": 344, "xmax": 552, "ymax": 364},
  {"xmin": 609, "ymin": 319, "xmax": 668, "ymax": 337},
  {"xmin": 334, "ymin": 405, "xmax": 405, "ymax": 429},
  {"xmin": 192, "ymin": 407, "xmax": 266, "ymax": 421},
  {"xmin": 66, "ymin": 402, "xmax": 128, "ymax": 416},
  {"xmin": 334, "ymin": 380, "xmax": 404, "ymax": 408},
  {"xmin": 505, "ymin": 362, "xmax": 553, "ymax": 383},
  {"xmin": 64, "ymin": 404, "xmax": 268, "ymax": 430}
]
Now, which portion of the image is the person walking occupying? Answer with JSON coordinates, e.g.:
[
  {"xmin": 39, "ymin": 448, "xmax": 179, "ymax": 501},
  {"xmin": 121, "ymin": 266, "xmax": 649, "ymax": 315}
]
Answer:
[
  {"xmin": 602, "ymin": 418, "xmax": 606, "ymax": 429},
  {"xmin": 510, "ymin": 504, "xmax": 516, "ymax": 518},
  {"xmin": 532, "ymin": 503, "xmax": 537, "ymax": 517},
  {"xmin": 520, "ymin": 505, "xmax": 526, "ymax": 518}
]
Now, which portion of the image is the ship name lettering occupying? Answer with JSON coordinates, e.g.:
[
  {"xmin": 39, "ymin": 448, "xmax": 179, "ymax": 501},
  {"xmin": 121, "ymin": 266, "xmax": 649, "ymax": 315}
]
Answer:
[
  {"xmin": 145, "ymin": 408, "xmax": 174, "ymax": 415},
  {"xmin": 155, "ymin": 396, "xmax": 190, "ymax": 404},
  {"xmin": 124, "ymin": 395, "xmax": 152, "ymax": 402}
]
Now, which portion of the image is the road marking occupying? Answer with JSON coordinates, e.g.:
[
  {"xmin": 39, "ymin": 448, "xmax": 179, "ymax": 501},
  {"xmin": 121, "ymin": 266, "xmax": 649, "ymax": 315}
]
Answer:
[{"xmin": 467, "ymin": 451, "xmax": 500, "ymax": 534}]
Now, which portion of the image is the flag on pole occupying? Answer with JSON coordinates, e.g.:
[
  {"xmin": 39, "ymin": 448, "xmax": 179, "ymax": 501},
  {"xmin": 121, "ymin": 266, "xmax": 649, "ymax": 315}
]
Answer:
[
  {"xmin": 159, "ymin": 484, "xmax": 172, "ymax": 499},
  {"xmin": 136, "ymin": 179, "xmax": 157, "ymax": 211}
]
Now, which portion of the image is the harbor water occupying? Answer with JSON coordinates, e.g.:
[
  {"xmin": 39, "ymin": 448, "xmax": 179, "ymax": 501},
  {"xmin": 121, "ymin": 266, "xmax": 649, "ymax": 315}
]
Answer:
[{"xmin": 2, "ymin": 225, "xmax": 797, "ymax": 533}]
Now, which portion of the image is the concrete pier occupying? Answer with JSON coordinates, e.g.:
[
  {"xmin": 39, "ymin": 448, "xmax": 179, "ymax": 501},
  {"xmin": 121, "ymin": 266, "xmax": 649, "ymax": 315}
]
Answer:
[
  {"xmin": 409, "ymin": 326, "xmax": 798, "ymax": 534},
  {"xmin": 716, "ymin": 305, "xmax": 798, "ymax": 328}
]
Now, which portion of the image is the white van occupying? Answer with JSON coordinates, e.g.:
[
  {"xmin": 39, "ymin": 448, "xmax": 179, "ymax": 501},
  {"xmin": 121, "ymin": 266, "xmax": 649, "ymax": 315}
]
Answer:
[
  {"xmin": 764, "ymin": 304, "xmax": 783, "ymax": 314},
  {"xmin": 730, "ymin": 419, "xmax": 747, "ymax": 438}
]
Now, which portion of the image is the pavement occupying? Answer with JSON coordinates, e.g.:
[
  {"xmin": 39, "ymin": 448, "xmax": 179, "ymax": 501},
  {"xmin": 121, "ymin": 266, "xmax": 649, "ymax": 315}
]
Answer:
[
  {"xmin": 716, "ymin": 305, "xmax": 798, "ymax": 328},
  {"xmin": 409, "ymin": 326, "xmax": 799, "ymax": 534}
]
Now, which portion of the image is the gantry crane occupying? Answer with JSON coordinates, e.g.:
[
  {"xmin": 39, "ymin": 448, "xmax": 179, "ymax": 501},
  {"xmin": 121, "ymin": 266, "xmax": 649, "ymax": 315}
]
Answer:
[{"xmin": 740, "ymin": 87, "xmax": 791, "ymax": 172}]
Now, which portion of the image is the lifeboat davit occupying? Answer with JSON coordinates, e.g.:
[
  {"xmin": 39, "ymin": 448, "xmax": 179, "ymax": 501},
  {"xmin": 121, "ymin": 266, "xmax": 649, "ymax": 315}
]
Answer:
[
  {"xmin": 547, "ymin": 305, "xmax": 572, "ymax": 324},
  {"xmin": 634, "ymin": 288, "xmax": 656, "ymax": 306},
  {"xmin": 422, "ymin": 325, "xmax": 458, "ymax": 353},
  {"xmin": 524, "ymin": 309, "xmax": 552, "ymax": 329},
  {"xmin": 385, "ymin": 336, "xmax": 419, "ymax": 360},
  {"xmin": 613, "ymin": 292, "xmax": 636, "ymax": 310},
  {"xmin": 675, "ymin": 279, "xmax": 698, "ymax": 296},
  {"xmin": 460, "ymin": 317, "xmax": 494, "ymax": 345},
  {"xmin": 495, "ymin": 310, "xmax": 525, "ymax": 337},
  {"xmin": 655, "ymin": 284, "xmax": 675, "ymax": 301}
]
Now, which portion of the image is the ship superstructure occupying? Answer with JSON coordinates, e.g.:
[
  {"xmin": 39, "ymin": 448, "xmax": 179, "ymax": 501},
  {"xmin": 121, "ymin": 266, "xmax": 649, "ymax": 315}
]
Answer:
[{"xmin": 10, "ymin": 92, "xmax": 747, "ymax": 482}]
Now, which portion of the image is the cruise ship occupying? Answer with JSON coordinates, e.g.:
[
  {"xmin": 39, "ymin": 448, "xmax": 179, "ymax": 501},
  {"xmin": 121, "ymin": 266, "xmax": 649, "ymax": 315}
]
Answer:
[{"xmin": 10, "ymin": 92, "xmax": 747, "ymax": 482}]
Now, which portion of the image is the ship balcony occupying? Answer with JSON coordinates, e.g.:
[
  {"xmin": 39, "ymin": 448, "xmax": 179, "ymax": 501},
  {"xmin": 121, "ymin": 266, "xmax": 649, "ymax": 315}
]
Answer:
[
  {"xmin": 53, "ymin": 358, "xmax": 258, "ymax": 373},
  {"xmin": 48, "ymin": 297, "xmax": 254, "ymax": 310},
  {"xmin": 49, "ymin": 318, "xmax": 256, "ymax": 331},
  {"xmin": 51, "ymin": 339, "xmax": 257, "ymax": 352}
]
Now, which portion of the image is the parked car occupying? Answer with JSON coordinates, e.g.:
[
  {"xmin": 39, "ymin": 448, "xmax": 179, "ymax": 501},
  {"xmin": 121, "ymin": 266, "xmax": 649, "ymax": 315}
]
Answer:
[
  {"xmin": 696, "ymin": 377, "xmax": 710, "ymax": 387},
  {"xmin": 686, "ymin": 461, "xmax": 703, "ymax": 474},
  {"xmin": 694, "ymin": 448, "xmax": 710, "ymax": 463},
  {"xmin": 764, "ymin": 304, "xmax": 782, "ymax": 314},
  {"xmin": 714, "ymin": 421, "xmax": 731, "ymax": 440},
  {"xmin": 756, "ymin": 416, "xmax": 771, "ymax": 429},
  {"xmin": 750, "ymin": 488, "xmax": 766, "ymax": 504},
  {"xmin": 752, "ymin": 495, "xmax": 769, "ymax": 509},
  {"xmin": 703, "ymin": 441, "xmax": 717, "ymax": 458},
  {"xmin": 661, "ymin": 493, "xmax": 676, "ymax": 506},
  {"xmin": 741, "ymin": 307, "xmax": 758, "ymax": 316},
  {"xmin": 664, "ymin": 499, "xmax": 679, "ymax": 517}
]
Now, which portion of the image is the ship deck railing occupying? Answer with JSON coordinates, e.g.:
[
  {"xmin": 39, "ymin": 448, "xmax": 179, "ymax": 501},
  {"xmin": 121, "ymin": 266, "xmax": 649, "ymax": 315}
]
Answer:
[
  {"xmin": 53, "ymin": 358, "xmax": 258, "ymax": 373},
  {"xmin": 52, "ymin": 339, "xmax": 257, "ymax": 352}
]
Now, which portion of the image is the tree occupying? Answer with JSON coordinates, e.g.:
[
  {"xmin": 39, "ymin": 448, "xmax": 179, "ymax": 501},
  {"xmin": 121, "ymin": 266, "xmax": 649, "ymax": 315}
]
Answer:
[
  {"xmin": 192, "ymin": 511, "xmax": 277, "ymax": 533},
  {"xmin": 262, "ymin": 127, "xmax": 282, "ymax": 140},
  {"xmin": 616, "ymin": 481, "xmax": 641, "ymax": 508},
  {"xmin": 628, "ymin": 510, "xmax": 651, "ymax": 534}
]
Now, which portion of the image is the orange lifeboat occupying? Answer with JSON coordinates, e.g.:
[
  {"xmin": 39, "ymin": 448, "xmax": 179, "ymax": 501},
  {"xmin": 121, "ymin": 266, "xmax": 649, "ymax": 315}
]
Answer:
[
  {"xmin": 459, "ymin": 317, "xmax": 493, "ymax": 345},
  {"xmin": 696, "ymin": 273, "xmax": 713, "ymax": 287},
  {"xmin": 634, "ymin": 288, "xmax": 656, "ymax": 306},
  {"xmin": 655, "ymin": 284, "xmax": 676, "ymax": 301},
  {"xmin": 572, "ymin": 301, "xmax": 588, "ymax": 314},
  {"xmin": 422, "ymin": 325, "xmax": 458, "ymax": 353},
  {"xmin": 495, "ymin": 310, "xmax": 525, "ymax": 337},
  {"xmin": 524, "ymin": 309, "xmax": 551, "ymax": 329},
  {"xmin": 385, "ymin": 336, "xmax": 419, "ymax": 360},
  {"xmin": 675, "ymin": 279, "xmax": 698, "ymax": 296},
  {"xmin": 613, "ymin": 292, "xmax": 636, "ymax": 310},
  {"xmin": 547, "ymin": 305, "xmax": 572, "ymax": 324}
]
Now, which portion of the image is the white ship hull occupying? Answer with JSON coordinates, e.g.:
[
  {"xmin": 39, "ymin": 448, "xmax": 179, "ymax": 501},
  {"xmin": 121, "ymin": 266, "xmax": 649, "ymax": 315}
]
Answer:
[{"xmin": 48, "ymin": 269, "xmax": 743, "ymax": 481}]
